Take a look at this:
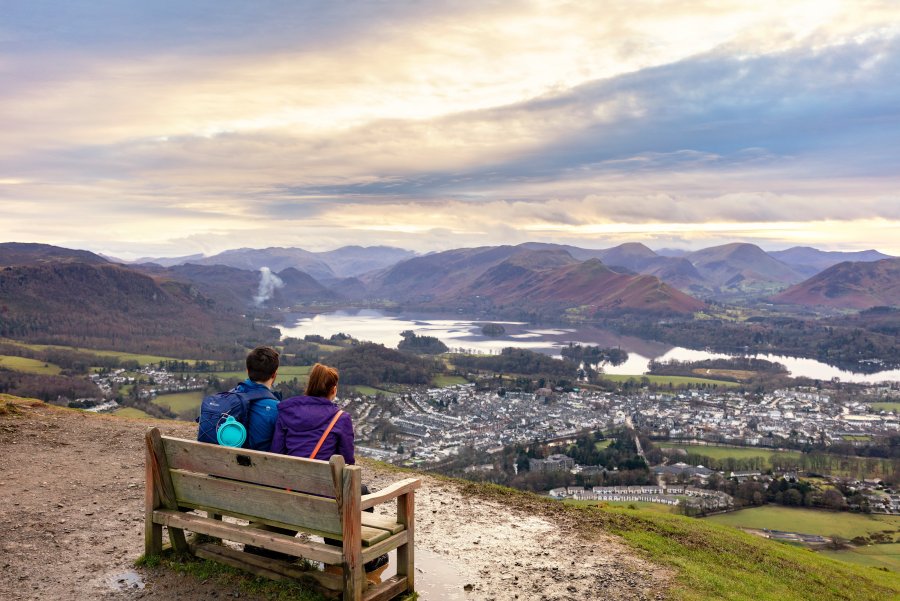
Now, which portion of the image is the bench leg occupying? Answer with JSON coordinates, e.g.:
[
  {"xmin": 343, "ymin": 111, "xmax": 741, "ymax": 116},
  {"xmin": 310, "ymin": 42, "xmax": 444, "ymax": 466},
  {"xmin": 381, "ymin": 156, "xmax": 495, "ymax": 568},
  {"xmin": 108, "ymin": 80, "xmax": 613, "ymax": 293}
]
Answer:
[
  {"xmin": 396, "ymin": 492, "xmax": 415, "ymax": 593},
  {"xmin": 342, "ymin": 468, "xmax": 365, "ymax": 601},
  {"xmin": 145, "ymin": 440, "xmax": 163, "ymax": 556}
]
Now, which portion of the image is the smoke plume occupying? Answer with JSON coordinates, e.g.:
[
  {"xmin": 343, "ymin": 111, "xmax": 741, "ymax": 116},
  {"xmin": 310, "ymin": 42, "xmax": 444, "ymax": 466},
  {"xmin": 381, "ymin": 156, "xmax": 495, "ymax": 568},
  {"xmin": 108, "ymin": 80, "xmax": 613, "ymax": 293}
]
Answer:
[{"xmin": 253, "ymin": 267, "xmax": 284, "ymax": 306}]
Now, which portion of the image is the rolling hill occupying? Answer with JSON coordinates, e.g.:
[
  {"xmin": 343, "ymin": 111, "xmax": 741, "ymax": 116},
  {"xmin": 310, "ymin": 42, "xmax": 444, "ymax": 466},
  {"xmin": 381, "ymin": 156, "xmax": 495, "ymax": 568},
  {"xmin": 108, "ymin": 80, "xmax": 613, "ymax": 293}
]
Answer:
[
  {"xmin": 368, "ymin": 246, "xmax": 703, "ymax": 315},
  {"xmin": 772, "ymin": 258, "xmax": 900, "ymax": 309},
  {"xmin": 140, "ymin": 245, "xmax": 417, "ymax": 280},
  {"xmin": 0, "ymin": 242, "xmax": 110, "ymax": 267},
  {"xmin": 685, "ymin": 243, "xmax": 803, "ymax": 294},
  {"xmin": 769, "ymin": 246, "xmax": 893, "ymax": 279},
  {"xmin": 0, "ymin": 247, "xmax": 278, "ymax": 358}
]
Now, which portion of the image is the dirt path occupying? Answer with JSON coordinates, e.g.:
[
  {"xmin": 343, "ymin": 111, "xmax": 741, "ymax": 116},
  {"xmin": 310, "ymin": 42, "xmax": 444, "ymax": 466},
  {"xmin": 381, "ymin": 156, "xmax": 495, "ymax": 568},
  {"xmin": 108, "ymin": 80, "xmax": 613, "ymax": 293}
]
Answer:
[{"xmin": 0, "ymin": 399, "xmax": 669, "ymax": 600}]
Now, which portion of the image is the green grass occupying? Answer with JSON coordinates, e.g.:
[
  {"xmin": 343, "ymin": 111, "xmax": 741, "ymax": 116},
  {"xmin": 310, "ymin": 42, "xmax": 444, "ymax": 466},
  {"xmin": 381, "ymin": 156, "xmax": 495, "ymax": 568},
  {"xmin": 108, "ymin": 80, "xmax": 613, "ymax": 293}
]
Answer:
[
  {"xmin": 871, "ymin": 402, "xmax": 900, "ymax": 413},
  {"xmin": 842, "ymin": 435, "xmax": 873, "ymax": 442},
  {"xmin": 661, "ymin": 443, "xmax": 802, "ymax": 464},
  {"xmin": 705, "ymin": 506, "xmax": 900, "ymax": 540},
  {"xmin": 113, "ymin": 407, "xmax": 154, "ymax": 418},
  {"xmin": 566, "ymin": 499, "xmax": 679, "ymax": 514},
  {"xmin": 152, "ymin": 391, "xmax": 204, "ymax": 413},
  {"xmin": 0, "ymin": 355, "xmax": 62, "ymax": 375},
  {"xmin": 136, "ymin": 550, "xmax": 326, "ymax": 601},
  {"xmin": 594, "ymin": 439, "xmax": 613, "ymax": 450},
  {"xmin": 187, "ymin": 366, "xmax": 313, "ymax": 381},
  {"xmin": 0, "ymin": 338, "xmax": 195, "ymax": 366},
  {"xmin": 431, "ymin": 374, "xmax": 468, "ymax": 387},
  {"xmin": 819, "ymin": 543, "xmax": 900, "ymax": 572},
  {"xmin": 463, "ymin": 481, "xmax": 900, "ymax": 601},
  {"xmin": 598, "ymin": 374, "xmax": 740, "ymax": 388},
  {"xmin": 346, "ymin": 385, "xmax": 386, "ymax": 396}
]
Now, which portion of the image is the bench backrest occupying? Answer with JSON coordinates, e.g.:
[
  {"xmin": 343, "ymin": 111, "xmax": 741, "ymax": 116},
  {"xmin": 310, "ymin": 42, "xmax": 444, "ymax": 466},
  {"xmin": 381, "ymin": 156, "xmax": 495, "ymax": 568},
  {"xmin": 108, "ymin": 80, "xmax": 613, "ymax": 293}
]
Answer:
[{"xmin": 155, "ymin": 434, "xmax": 361, "ymax": 539}]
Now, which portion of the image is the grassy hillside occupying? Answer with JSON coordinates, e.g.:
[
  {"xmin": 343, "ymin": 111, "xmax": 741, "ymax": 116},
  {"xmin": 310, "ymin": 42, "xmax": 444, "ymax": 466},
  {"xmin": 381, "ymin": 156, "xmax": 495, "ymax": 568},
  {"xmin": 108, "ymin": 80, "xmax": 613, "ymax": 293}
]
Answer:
[
  {"xmin": 462, "ymin": 482, "xmax": 900, "ymax": 601},
  {"xmin": 705, "ymin": 506, "xmax": 899, "ymax": 540}
]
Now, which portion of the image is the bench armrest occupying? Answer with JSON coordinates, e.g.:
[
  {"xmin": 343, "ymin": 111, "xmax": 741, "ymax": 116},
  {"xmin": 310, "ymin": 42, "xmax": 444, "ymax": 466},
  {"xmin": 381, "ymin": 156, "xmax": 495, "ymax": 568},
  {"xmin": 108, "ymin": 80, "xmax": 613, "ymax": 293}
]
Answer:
[{"xmin": 360, "ymin": 478, "xmax": 421, "ymax": 510}]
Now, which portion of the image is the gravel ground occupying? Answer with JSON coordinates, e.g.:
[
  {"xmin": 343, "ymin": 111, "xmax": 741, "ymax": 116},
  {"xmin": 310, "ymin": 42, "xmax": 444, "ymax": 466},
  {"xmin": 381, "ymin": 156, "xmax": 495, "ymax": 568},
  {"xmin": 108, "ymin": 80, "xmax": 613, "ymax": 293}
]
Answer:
[{"xmin": 0, "ymin": 399, "xmax": 669, "ymax": 601}]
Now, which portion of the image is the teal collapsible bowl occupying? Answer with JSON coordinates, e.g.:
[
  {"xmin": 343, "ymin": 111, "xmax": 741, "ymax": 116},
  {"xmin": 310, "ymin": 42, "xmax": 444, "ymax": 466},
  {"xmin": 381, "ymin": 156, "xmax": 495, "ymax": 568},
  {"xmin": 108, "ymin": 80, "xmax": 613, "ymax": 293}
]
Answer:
[{"xmin": 216, "ymin": 415, "xmax": 246, "ymax": 447}]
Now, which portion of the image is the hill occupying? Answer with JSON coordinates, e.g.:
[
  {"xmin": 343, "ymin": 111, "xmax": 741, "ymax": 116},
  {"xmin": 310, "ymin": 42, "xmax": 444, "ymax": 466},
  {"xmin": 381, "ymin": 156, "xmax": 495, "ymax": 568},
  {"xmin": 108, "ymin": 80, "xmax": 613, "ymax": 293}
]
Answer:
[
  {"xmin": 520, "ymin": 242, "xmax": 709, "ymax": 292},
  {"xmin": 2, "ymin": 397, "xmax": 896, "ymax": 601},
  {"xmin": 685, "ymin": 243, "xmax": 803, "ymax": 295},
  {"xmin": 144, "ymin": 245, "xmax": 417, "ymax": 280},
  {"xmin": 0, "ymin": 261, "xmax": 277, "ymax": 358},
  {"xmin": 770, "ymin": 247, "xmax": 893, "ymax": 279},
  {"xmin": 0, "ymin": 241, "xmax": 110, "ymax": 267},
  {"xmin": 368, "ymin": 246, "xmax": 703, "ymax": 316},
  {"xmin": 773, "ymin": 258, "xmax": 900, "ymax": 310}
]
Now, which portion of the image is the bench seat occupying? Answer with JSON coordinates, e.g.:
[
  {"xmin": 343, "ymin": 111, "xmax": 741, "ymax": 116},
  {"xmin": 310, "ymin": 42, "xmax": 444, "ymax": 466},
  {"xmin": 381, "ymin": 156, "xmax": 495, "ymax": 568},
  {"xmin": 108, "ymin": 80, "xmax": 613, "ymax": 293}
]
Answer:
[{"xmin": 144, "ymin": 428, "xmax": 420, "ymax": 601}]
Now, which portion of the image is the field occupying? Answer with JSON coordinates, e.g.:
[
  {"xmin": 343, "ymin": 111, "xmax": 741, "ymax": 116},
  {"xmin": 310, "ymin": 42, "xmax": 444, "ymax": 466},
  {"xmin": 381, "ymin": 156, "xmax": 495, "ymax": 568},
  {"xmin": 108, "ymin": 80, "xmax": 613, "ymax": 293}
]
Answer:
[
  {"xmin": 152, "ymin": 391, "xmax": 204, "ymax": 413},
  {"xmin": 871, "ymin": 402, "xmax": 900, "ymax": 413},
  {"xmin": 594, "ymin": 439, "xmax": 613, "ymax": 450},
  {"xmin": 0, "ymin": 339, "xmax": 185, "ymax": 366},
  {"xmin": 598, "ymin": 374, "xmax": 740, "ymax": 388},
  {"xmin": 431, "ymin": 374, "xmax": 468, "ymax": 387},
  {"xmin": 346, "ymin": 385, "xmax": 389, "ymax": 396},
  {"xmin": 566, "ymin": 499, "xmax": 679, "ymax": 514},
  {"xmin": 705, "ymin": 506, "xmax": 900, "ymax": 540},
  {"xmin": 186, "ymin": 365, "xmax": 313, "ymax": 381},
  {"xmin": 0, "ymin": 355, "xmax": 62, "ymax": 375},
  {"xmin": 691, "ymin": 368, "xmax": 756, "ymax": 381},
  {"xmin": 661, "ymin": 443, "xmax": 802, "ymax": 464},
  {"xmin": 819, "ymin": 543, "xmax": 900, "ymax": 572},
  {"xmin": 113, "ymin": 407, "xmax": 153, "ymax": 419}
]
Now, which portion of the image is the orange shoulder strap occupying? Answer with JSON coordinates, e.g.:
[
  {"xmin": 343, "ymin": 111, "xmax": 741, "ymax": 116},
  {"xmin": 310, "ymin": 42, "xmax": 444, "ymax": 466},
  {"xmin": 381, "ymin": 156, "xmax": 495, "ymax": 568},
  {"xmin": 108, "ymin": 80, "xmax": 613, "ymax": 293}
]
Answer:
[{"xmin": 309, "ymin": 410, "xmax": 344, "ymax": 460}]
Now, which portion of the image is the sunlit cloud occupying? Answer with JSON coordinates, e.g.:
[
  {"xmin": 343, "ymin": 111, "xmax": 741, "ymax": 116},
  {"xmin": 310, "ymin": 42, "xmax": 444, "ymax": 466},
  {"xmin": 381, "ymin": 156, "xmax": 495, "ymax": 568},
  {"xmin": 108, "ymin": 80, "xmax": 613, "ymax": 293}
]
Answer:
[{"xmin": 1, "ymin": 1, "xmax": 899, "ymax": 258}]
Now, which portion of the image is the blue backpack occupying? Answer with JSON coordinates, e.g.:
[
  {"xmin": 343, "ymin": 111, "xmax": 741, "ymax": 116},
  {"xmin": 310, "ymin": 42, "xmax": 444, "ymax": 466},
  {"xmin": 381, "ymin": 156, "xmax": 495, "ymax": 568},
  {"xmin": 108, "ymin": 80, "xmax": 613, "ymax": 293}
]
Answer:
[{"xmin": 197, "ymin": 387, "xmax": 263, "ymax": 446}]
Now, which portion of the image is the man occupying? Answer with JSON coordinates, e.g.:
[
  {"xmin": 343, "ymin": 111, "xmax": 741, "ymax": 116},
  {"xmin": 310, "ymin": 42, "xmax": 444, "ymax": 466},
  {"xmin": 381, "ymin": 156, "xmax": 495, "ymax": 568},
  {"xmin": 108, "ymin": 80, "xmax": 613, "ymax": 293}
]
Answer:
[{"xmin": 239, "ymin": 345, "xmax": 282, "ymax": 451}]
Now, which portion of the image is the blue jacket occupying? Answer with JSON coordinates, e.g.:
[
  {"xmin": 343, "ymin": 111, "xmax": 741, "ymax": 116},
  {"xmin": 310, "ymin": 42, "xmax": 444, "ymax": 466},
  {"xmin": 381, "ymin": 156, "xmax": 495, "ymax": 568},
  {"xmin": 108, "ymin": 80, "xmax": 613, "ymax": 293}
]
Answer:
[
  {"xmin": 270, "ymin": 395, "xmax": 355, "ymax": 464},
  {"xmin": 235, "ymin": 379, "xmax": 282, "ymax": 451}
]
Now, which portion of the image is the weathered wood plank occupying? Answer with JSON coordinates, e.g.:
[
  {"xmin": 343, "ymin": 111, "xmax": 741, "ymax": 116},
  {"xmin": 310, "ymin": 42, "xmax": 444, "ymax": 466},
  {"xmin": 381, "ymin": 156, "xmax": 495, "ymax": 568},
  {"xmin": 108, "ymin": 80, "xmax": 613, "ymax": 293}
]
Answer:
[
  {"xmin": 163, "ymin": 436, "xmax": 336, "ymax": 497},
  {"xmin": 146, "ymin": 429, "xmax": 189, "ymax": 552},
  {"xmin": 396, "ymin": 491, "xmax": 415, "ymax": 592},
  {"xmin": 341, "ymin": 466, "xmax": 365, "ymax": 601},
  {"xmin": 361, "ymin": 531, "xmax": 408, "ymax": 564},
  {"xmin": 144, "ymin": 431, "xmax": 163, "ymax": 556},
  {"xmin": 193, "ymin": 542, "xmax": 344, "ymax": 595},
  {"xmin": 153, "ymin": 509, "xmax": 343, "ymax": 564},
  {"xmin": 360, "ymin": 478, "xmax": 421, "ymax": 510},
  {"xmin": 362, "ymin": 576, "xmax": 409, "ymax": 601},
  {"xmin": 169, "ymin": 470, "xmax": 343, "ymax": 535},
  {"xmin": 360, "ymin": 513, "xmax": 404, "ymax": 535}
]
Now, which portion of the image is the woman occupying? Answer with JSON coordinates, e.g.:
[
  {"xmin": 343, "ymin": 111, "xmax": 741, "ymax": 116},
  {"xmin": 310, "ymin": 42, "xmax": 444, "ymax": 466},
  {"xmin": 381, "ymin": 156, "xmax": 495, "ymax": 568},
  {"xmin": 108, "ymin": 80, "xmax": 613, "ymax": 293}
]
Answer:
[
  {"xmin": 270, "ymin": 363, "xmax": 389, "ymax": 577},
  {"xmin": 270, "ymin": 363, "xmax": 354, "ymax": 462}
]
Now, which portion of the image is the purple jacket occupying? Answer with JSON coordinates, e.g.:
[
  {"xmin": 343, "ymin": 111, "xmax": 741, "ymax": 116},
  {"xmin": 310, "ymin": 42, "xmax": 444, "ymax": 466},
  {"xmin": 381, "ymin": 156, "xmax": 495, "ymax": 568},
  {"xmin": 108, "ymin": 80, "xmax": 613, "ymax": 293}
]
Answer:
[{"xmin": 270, "ymin": 395, "xmax": 355, "ymax": 465}]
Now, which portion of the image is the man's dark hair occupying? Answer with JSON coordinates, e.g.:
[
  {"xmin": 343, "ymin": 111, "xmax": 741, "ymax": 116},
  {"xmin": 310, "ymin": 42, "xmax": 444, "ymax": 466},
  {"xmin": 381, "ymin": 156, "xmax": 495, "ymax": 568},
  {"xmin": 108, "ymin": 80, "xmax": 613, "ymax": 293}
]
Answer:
[{"xmin": 246, "ymin": 346, "xmax": 279, "ymax": 382}]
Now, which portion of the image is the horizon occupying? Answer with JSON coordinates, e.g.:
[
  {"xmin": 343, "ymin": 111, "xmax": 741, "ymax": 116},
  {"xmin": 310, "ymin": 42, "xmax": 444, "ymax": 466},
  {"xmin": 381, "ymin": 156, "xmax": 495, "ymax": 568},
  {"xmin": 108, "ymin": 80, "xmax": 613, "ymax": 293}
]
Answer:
[
  {"xmin": 2, "ymin": 1, "xmax": 900, "ymax": 257},
  {"xmin": 3, "ymin": 238, "xmax": 896, "ymax": 263}
]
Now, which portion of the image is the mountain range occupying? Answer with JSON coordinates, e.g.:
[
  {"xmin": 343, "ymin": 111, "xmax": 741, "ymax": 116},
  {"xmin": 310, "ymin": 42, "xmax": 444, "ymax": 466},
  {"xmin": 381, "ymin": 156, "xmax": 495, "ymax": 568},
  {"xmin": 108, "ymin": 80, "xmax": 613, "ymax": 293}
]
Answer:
[{"xmin": 1, "ymin": 240, "xmax": 898, "ymax": 350}]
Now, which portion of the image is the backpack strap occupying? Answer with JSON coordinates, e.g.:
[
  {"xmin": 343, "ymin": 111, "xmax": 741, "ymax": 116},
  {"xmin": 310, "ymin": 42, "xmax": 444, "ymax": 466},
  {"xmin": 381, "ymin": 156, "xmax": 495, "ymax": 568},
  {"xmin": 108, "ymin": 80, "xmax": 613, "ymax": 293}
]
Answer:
[{"xmin": 309, "ymin": 410, "xmax": 344, "ymax": 460}]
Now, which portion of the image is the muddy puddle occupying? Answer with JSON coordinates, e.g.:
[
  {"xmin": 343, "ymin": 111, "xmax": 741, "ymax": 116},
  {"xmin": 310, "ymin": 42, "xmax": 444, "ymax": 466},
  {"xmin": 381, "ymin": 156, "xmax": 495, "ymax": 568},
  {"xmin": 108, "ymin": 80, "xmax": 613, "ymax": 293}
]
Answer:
[
  {"xmin": 379, "ymin": 548, "xmax": 473, "ymax": 600},
  {"xmin": 107, "ymin": 569, "xmax": 145, "ymax": 591}
]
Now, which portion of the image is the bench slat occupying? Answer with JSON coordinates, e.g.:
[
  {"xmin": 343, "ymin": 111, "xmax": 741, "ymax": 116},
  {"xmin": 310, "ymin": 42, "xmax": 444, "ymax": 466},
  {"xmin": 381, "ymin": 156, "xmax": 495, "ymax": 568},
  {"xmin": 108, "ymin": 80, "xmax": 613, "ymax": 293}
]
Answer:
[
  {"xmin": 163, "ymin": 436, "xmax": 337, "ymax": 497},
  {"xmin": 361, "ymin": 513, "xmax": 405, "ymax": 535},
  {"xmin": 362, "ymin": 575, "xmax": 410, "ymax": 601},
  {"xmin": 360, "ymin": 478, "xmax": 421, "ymax": 510},
  {"xmin": 153, "ymin": 509, "xmax": 343, "ymax": 565},
  {"xmin": 361, "ymin": 530, "xmax": 408, "ymax": 564},
  {"xmin": 170, "ymin": 470, "xmax": 343, "ymax": 535},
  {"xmin": 193, "ymin": 542, "xmax": 344, "ymax": 593}
]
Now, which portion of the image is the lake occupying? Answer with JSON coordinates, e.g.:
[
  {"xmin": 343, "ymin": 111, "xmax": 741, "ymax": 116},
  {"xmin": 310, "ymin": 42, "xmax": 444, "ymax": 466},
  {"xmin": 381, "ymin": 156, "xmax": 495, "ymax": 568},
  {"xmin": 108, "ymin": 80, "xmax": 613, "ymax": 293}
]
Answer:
[{"xmin": 280, "ymin": 310, "xmax": 900, "ymax": 384}]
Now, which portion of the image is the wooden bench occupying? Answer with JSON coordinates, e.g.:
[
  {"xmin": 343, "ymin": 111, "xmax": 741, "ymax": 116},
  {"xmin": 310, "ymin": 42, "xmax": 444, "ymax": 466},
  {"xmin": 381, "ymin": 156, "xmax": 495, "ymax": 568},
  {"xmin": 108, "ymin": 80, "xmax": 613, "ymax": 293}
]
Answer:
[{"xmin": 144, "ymin": 427, "xmax": 421, "ymax": 601}]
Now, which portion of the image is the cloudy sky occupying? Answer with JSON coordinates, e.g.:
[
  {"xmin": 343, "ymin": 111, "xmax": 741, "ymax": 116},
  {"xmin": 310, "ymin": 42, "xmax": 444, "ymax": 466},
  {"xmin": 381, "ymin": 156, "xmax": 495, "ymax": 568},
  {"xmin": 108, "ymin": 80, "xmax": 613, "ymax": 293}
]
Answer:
[{"xmin": 2, "ymin": 0, "xmax": 899, "ymax": 258}]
